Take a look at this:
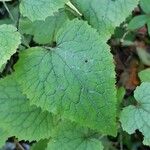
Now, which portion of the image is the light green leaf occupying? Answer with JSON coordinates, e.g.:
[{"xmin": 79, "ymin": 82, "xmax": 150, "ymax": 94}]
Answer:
[
  {"xmin": 140, "ymin": 0, "xmax": 150, "ymax": 14},
  {"xmin": 139, "ymin": 69, "xmax": 150, "ymax": 82},
  {"xmin": 71, "ymin": 0, "xmax": 139, "ymax": 40},
  {"xmin": 0, "ymin": 24, "xmax": 21, "ymax": 69},
  {"xmin": 15, "ymin": 19, "xmax": 117, "ymax": 135},
  {"xmin": 120, "ymin": 82, "xmax": 150, "ymax": 146},
  {"xmin": 31, "ymin": 139, "xmax": 49, "ymax": 150},
  {"xmin": 46, "ymin": 121, "xmax": 104, "ymax": 150},
  {"xmin": 20, "ymin": 0, "xmax": 68, "ymax": 21},
  {"xmin": 128, "ymin": 15, "xmax": 147, "ymax": 30},
  {"xmin": 0, "ymin": 75, "xmax": 54, "ymax": 141}
]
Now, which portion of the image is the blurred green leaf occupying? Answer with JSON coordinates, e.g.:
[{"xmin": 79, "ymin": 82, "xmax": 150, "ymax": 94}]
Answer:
[
  {"xmin": 140, "ymin": 0, "xmax": 150, "ymax": 14},
  {"xmin": 128, "ymin": 15, "xmax": 147, "ymax": 30},
  {"xmin": 139, "ymin": 68, "xmax": 150, "ymax": 82}
]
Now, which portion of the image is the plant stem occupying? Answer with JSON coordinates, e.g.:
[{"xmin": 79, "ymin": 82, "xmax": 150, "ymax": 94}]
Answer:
[
  {"xmin": 14, "ymin": 139, "xmax": 25, "ymax": 150},
  {"xmin": 3, "ymin": 1, "xmax": 15, "ymax": 22},
  {"xmin": 120, "ymin": 130, "xmax": 123, "ymax": 150},
  {"xmin": 120, "ymin": 31, "xmax": 130, "ymax": 43}
]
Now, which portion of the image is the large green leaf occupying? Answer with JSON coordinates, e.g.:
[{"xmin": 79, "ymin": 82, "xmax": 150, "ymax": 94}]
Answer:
[
  {"xmin": 120, "ymin": 82, "xmax": 150, "ymax": 146},
  {"xmin": 71, "ymin": 0, "xmax": 139, "ymax": 40},
  {"xmin": 0, "ymin": 25, "xmax": 21, "ymax": 69},
  {"xmin": 20, "ymin": 0, "xmax": 68, "ymax": 21},
  {"xmin": 0, "ymin": 75, "xmax": 54, "ymax": 141},
  {"xmin": 46, "ymin": 121, "xmax": 104, "ymax": 150},
  {"xmin": 15, "ymin": 19, "xmax": 117, "ymax": 135}
]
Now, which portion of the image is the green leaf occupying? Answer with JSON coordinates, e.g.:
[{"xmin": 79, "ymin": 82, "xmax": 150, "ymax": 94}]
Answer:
[
  {"xmin": 128, "ymin": 15, "xmax": 147, "ymax": 30},
  {"xmin": 15, "ymin": 19, "xmax": 117, "ymax": 136},
  {"xmin": 33, "ymin": 10, "xmax": 69, "ymax": 44},
  {"xmin": 139, "ymin": 68, "xmax": 150, "ymax": 82},
  {"xmin": 0, "ymin": 75, "xmax": 54, "ymax": 141},
  {"xmin": 140, "ymin": 0, "xmax": 150, "ymax": 14},
  {"xmin": 0, "ymin": 24, "xmax": 21, "ymax": 69},
  {"xmin": 19, "ymin": 9, "xmax": 69, "ymax": 44},
  {"xmin": 31, "ymin": 139, "xmax": 49, "ymax": 150},
  {"xmin": 120, "ymin": 82, "xmax": 150, "ymax": 146},
  {"xmin": 71, "ymin": 0, "xmax": 139, "ymax": 40},
  {"xmin": 32, "ymin": 10, "xmax": 69, "ymax": 44},
  {"xmin": 19, "ymin": 0, "xmax": 68, "ymax": 21},
  {"xmin": 46, "ymin": 121, "xmax": 104, "ymax": 150}
]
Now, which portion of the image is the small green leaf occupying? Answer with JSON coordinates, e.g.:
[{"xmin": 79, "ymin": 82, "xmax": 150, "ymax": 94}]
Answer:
[
  {"xmin": 120, "ymin": 82, "xmax": 150, "ymax": 146},
  {"xmin": 15, "ymin": 19, "xmax": 117, "ymax": 136},
  {"xmin": 0, "ymin": 75, "xmax": 54, "ymax": 141},
  {"xmin": 0, "ymin": 24, "xmax": 21, "ymax": 69},
  {"xmin": 140, "ymin": 0, "xmax": 150, "ymax": 14},
  {"xmin": 20, "ymin": 0, "xmax": 68, "ymax": 21},
  {"xmin": 128, "ymin": 15, "xmax": 147, "ymax": 30},
  {"xmin": 46, "ymin": 121, "xmax": 104, "ymax": 150},
  {"xmin": 139, "ymin": 68, "xmax": 150, "ymax": 82}
]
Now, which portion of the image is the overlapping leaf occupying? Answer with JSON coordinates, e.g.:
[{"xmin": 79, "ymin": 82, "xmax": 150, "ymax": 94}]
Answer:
[
  {"xmin": 0, "ymin": 75, "xmax": 55, "ymax": 141},
  {"xmin": 71, "ymin": 0, "xmax": 139, "ymax": 40},
  {"xmin": 20, "ymin": 0, "xmax": 68, "ymax": 21},
  {"xmin": 19, "ymin": 9, "xmax": 70, "ymax": 44},
  {"xmin": 15, "ymin": 19, "xmax": 117, "ymax": 135},
  {"xmin": 120, "ymin": 82, "xmax": 150, "ymax": 145},
  {"xmin": 0, "ymin": 25, "xmax": 21, "ymax": 69},
  {"xmin": 46, "ymin": 121, "xmax": 104, "ymax": 150}
]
